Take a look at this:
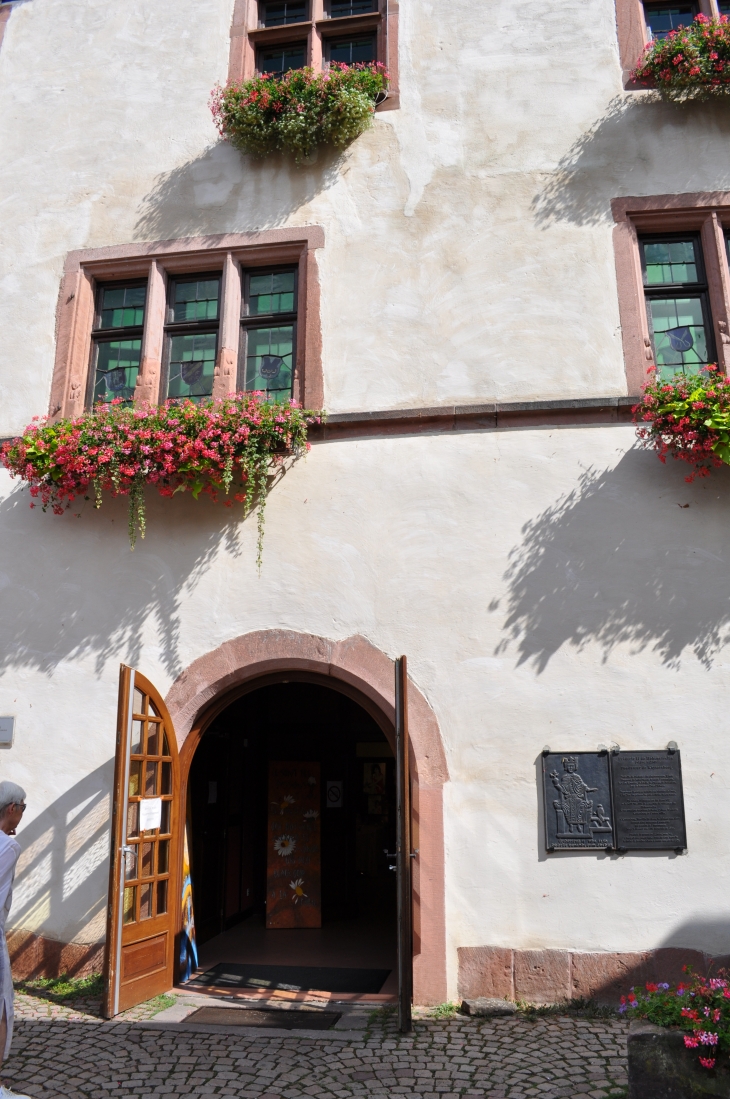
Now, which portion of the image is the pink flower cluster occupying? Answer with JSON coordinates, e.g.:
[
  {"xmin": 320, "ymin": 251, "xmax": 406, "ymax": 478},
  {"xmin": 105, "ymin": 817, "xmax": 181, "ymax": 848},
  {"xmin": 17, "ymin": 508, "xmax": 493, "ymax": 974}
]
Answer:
[
  {"xmin": 1, "ymin": 393, "xmax": 321, "ymax": 557},
  {"xmin": 633, "ymin": 367, "xmax": 730, "ymax": 481},
  {"xmin": 632, "ymin": 14, "xmax": 730, "ymax": 99}
]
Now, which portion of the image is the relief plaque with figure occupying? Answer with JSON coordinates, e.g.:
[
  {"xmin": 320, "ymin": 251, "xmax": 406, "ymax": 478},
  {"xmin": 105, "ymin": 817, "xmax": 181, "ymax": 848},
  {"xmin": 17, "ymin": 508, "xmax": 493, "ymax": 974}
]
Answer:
[{"xmin": 542, "ymin": 752, "xmax": 614, "ymax": 851}]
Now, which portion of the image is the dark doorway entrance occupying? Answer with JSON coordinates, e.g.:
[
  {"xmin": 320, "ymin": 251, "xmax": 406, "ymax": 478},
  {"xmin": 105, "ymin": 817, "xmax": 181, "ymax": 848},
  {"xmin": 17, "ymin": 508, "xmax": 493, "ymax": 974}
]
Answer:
[{"xmin": 187, "ymin": 681, "xmax": 397, "ymax": 995}]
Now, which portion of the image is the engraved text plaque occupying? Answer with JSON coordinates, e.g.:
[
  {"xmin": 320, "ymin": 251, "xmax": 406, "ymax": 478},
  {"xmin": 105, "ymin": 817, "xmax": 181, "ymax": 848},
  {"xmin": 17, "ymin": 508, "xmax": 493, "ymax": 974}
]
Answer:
[
  {"xmin": 542, "ymin": 752, "xmax": 613, "ymax": 850},
  {"xmin": 611, "ymin": 750, "xmax": 686, "ymax": 851}
]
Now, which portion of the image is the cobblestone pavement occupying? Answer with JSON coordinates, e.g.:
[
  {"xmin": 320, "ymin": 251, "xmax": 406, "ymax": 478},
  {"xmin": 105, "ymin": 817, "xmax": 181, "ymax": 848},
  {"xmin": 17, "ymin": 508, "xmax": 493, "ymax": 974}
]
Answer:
[
  {"xmin": 13, "ymin": 988, "xmax": 175, "ymax": 1023},
  {"xmin": 2, "ymin": 1010, "xmax": 629, "ymax": 1099}
]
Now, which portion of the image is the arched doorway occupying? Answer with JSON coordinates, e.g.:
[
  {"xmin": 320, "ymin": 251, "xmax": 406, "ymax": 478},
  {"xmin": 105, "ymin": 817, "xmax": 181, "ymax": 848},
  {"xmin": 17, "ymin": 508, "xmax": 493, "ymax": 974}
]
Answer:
[
  {"xmin": 168, "ymin": 632, "xmax": 448, "ymax": 1006},
  {"xmin": 185, "ymin": 678, "xmax": 398, "ymax": 997}
]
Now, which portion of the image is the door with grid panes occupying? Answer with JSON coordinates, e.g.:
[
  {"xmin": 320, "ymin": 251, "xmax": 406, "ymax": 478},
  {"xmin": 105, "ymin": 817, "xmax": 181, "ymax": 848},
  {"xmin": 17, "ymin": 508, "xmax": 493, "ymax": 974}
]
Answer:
[{"xmin": 104, "ymin": 667, "xmax": 180, "ymax": 1017}]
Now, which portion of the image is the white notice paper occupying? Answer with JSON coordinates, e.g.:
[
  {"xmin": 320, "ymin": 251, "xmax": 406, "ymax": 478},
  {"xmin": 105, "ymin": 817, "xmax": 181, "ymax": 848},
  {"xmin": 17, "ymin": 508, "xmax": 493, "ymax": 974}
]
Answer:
[{"xmin": 139, "ymin": 797, "xmax": 162, "ymax": 832}]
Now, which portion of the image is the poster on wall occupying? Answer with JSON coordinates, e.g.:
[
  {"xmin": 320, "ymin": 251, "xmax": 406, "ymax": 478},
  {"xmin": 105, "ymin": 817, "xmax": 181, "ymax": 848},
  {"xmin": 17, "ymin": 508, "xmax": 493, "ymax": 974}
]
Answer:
[{"xmin": 266, "ymin": 761, "xmax": 322, "ymax": 928}]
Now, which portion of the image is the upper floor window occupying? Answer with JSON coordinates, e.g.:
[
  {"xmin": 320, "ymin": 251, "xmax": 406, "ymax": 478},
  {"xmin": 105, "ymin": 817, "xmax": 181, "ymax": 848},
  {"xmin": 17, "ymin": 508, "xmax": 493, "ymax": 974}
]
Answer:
[
  {"xmin": 164, "ymin": 276, "xmax": 221, "ymax": 403},
  {"xmin": 642, "ymin": 2, "xmax": 697, "ymax": 40},
  {"xmin": 261, "ymin": 0, "xmax": 308, "ymax": 26},
  {"xmin": 326, "ymin": 34, "xmax": 376, "ymax": 63},
  {"xmin": 328, "ymin": 0, "xmax": 376, "ymax": 15},
  {"xmin": 639, "ymin": 235, "xmax": 714, "ymax": 378},
  {"xmin": 258, "ymin": 42, "xmax": 307, "ymax": 73},
  {"xmin": 90, "ymin": 282, "xmax": 147, "ymax": 406}
]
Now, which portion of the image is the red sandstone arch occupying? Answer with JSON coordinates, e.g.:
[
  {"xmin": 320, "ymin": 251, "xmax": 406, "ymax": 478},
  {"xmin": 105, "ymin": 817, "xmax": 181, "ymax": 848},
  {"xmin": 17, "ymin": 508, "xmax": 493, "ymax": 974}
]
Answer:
[{"xmin": 165, "ymin": 630, "xmax": 448, "ymax": 1005}]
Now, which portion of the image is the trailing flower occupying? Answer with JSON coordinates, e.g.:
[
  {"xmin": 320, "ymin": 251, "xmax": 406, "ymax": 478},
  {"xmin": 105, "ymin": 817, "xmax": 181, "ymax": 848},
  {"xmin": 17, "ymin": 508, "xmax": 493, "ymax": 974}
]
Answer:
[
  {"xmin": 633, "ymin": 367, "xmax": 730, "ymax": 481},
  {"xmin": 211, "ymin": 62, "xmax": 388, "ymax": 163},
  {"xmin": 621, "ymin": 968, "xmax": 730, "ymax": 1071},
  {"xmin": 632, "ymin": 13, "xmax": 730, "ymax": 100},
  {"xmin": 0, "ymin": 394, "xmax": 322, "ymax": 563}
]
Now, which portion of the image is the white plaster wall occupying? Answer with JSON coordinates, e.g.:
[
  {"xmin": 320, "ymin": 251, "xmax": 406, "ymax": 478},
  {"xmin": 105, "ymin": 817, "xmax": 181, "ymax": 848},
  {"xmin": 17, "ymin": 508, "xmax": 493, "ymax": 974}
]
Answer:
[{"xmin": 2, "ymin": 425, "xmax": 730, "ymax": 996}]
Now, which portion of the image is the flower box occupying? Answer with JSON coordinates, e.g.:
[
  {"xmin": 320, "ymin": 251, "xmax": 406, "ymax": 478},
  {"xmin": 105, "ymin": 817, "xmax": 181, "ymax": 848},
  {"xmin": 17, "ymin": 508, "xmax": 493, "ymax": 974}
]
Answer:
[
  {"xmin": 629, "ymin": 1021, "xmax": 730, "ymax": 1098},
  {"xmin": 211, "ymin": 62, "xmax": 388, "ymax": 164},
  {"xmin": 632, "ymin": 14, "xmax": 730, "ymax": 101},
  {"xmin": 633, "ymin": 369, "xmax": 730, "ymax": 481}
]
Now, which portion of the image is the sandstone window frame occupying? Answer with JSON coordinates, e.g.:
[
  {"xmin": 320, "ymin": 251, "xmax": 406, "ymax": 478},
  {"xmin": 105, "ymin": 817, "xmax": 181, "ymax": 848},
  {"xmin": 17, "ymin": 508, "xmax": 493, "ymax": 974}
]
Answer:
[
  {"xmin": 0, "ymin": 1, "xmax": 14, "ymax": 52},
  {"xmin": 612, "ymin": 193, "xmax": 730, "ymax": 393},
  {"xmin": 50, "ymin": 228, "xmax": 324, "ymax": 421},
  {"xmin": 227, "ymin": 0, "xmax": 399, "ymax": 111},
  {"xmin": 615, "ymin": 0, "xmax": 722, "ymax": 84}
]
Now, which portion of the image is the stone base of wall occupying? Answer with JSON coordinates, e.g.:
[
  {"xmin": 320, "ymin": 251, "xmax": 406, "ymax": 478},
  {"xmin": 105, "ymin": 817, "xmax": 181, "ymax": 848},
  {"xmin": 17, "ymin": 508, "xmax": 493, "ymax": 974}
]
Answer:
[
  {"xmin": 8, "ymin": 930, "xmax": 104, "ymax": 980},
  {"xmin": 458, "ymin": 946, "xmax": 730, "ymax": 1005}
]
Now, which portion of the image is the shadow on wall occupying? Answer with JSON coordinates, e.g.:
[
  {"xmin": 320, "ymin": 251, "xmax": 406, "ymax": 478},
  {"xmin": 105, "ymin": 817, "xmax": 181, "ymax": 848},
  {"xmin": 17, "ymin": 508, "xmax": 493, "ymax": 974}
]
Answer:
[
  {"xmin": 492, "ymin": 447, "xmax": 730, "ymax": 672},
  {"xmin": 0, "ymin": 482, "xmax": 254, "ymax": 679},
  {"xmin": 531, "ymin": 95, "xmax": 730, "ymax": 228},
  {"xmin": 133, "ymin": 141, "xmax": 343, "ymax": 243},
  {"xmin": 8, "ymin": 760, "xmax": 114, "ymax": 979}
]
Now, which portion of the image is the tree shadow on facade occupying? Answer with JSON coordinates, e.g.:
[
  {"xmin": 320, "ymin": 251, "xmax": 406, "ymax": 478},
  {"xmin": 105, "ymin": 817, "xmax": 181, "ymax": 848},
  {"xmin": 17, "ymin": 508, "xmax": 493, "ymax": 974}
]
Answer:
[
  {"xmin": 531, "ymin": 95, "xmax": 730, "ymax": 229},
  {"xmin": 8, "ymin": 761, "xmax": 113, "ymax": 979},
  {"xmin": 493, "ymin": 447, "xmax": 730, "ymax": 671},
  {"xmin": 0, "ymin": 484, "xmax": 256, "ymax": 680},
  {"xmin": 133, "ymin": 140, "xmax": 343, "ymax": 243}
]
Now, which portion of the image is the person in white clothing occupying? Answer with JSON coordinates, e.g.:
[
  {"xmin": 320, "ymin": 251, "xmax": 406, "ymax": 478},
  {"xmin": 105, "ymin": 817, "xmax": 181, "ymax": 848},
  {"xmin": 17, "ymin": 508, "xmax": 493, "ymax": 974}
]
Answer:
[{"xmin": 0, "ymin": 782, "xmax": 30, "ymax": 1099}]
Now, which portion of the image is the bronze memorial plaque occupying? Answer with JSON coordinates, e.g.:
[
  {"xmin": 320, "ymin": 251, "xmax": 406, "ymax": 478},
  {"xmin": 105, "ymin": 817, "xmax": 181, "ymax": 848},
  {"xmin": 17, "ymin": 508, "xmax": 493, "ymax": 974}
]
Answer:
[
  {"xmin": 542, "ymin": 752, "xmax": 614, "ymax": 851},
  {"xmin": 610, "ymin": 750, "xmax": 686, "ymax": 852}
]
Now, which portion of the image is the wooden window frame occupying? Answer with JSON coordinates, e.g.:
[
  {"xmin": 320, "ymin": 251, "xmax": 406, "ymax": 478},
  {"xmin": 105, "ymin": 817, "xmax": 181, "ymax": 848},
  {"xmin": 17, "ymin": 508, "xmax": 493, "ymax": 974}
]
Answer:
[
  {"xmin": 612, "ymin": 194, "xmax": 730, "ymax": 393},
  {"xmin": 228, "ymin": 0, "xmax": 399, "ymax": 111},
  {"xmin": 615, "ymin": 0, "xmax": 721, "ymax": 85},
  {"xmin": 50, "ymin": 228, "xmax": 324, "ymax": 420}
]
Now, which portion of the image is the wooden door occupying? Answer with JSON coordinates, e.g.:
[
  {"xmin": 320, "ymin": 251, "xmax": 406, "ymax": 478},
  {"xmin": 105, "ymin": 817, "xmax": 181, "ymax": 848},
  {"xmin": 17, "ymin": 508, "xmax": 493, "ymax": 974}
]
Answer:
[
  {"xmin": 103, "ymin": 666, "xmax": 180, "ymax": 1017},
  {"xmin": 395, "ymin": 655, "xmax": 413, "ymax": 1034}
]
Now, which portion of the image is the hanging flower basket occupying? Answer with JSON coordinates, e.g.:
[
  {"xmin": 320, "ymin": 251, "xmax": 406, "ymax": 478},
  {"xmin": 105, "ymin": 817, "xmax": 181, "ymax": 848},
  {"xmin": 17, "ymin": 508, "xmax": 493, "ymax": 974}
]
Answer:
[
  {"xmin": 633, "ymin": 368, "xmax": 730, "ymax": 481},
  {"xmin": 211, "ymin": 62, "xmax": 388, "ymax": 164},
  {"xmin": 0, "ymin": 394, "xmax": 322, "ymax": 562},
  {"xmin": 632, "ymin": 14, "xmax": 730, "ymax": 100},
  {"xmin": 621, "ymin": 968, "xmax": 730, "ymax": 1074}
]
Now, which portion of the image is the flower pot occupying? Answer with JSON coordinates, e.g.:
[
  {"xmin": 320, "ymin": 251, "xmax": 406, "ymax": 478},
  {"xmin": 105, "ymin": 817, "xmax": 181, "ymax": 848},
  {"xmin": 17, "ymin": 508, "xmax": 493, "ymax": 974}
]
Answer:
[{"xmin": 629, "ymin": 1021, "xmax": 730, "ymax": 1098}]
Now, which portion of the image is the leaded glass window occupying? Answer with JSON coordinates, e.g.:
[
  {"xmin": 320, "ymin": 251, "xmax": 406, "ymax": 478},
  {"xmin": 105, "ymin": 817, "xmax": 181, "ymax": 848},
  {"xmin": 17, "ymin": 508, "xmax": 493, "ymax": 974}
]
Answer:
[
  {"xmin": 241, "ymin": 269, "xmax": 297, "ymax": 402},
  {"xmin": 89, "ymin": 281, "xmax": 147, "ymax": 407},
  {"xmin": 642, "ymin": 2, "xmax": 697, "ymax": 40},
  {"xmin": 719, "ymin": 1, "xmax": 730, "ymax": 12},
  {"xmin": 261, "ymin": 0, "xmax": 308, "ymax": 26},
  {"xmin": 258, "ymin": 43, "xmax": 306, "ymax": 74},
  {"xmin": 640, "ymin": 235, "xmax": 715, "ymax": 379},
  {"xmin": 163, "ymin": 275, "xmax": 221, "ymax": 403},
  {"xmin": 329, "ymin": 0, "xmax": 376, "ymax": 16},
  {"xmin": 327, "ymin": 34, "xmax": 375, "ymax": 64}
]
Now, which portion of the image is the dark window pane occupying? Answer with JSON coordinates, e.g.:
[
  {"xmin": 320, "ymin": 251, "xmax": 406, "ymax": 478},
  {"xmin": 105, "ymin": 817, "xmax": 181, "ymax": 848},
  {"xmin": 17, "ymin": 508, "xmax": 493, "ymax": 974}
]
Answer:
[
  {"xmin": 139, "ymin": 882, "xmax": 152, "ymax": 921},
  {"xmin": 93, "ymin": 339, "xmax": 141, "ymax": 405},
  {"xmin": 99, "ymin": 285, "xmax": 146, "ymax": 330},
  {"xmin": 720, "ymin": 1, "xmax": 730, "ymax": 11},
  {"xmin": 330, "ymin": 0, "xmax": 375, "ymax": 14},
  {"xmin": 160, "ymin": 800, "xmax": 171, "ymax": 835},
  {"xmin": 141, "ymin": 841, "xmax": 154, "ymax": 878},
  {"xmin": 158, "ymin": 839, "xmax": 170, "ymax": 874},
  {"xmin": 123, "ymin": 886, "xmax": 136, "ymax": 924},
  {"xmin": 147, "ymin": 722, "xmax": 160, "ymax": 756},
  {"xmin": 124, "ymin": 845, "xmax": 138, "ymax": 882},
  {"xmin": 245, "ymin": 325, "xmax": 294, "ymax": 399},
  {"xmin": 171, "ymin": 278, "xmax": 220, "ymax": 323},
  {"xmin": 644, "ymin": 240, "xmax": 698, "ymax": 285},
  {"xmin": 259, "ymin": 44, "xmax": 306, "ymax": 73},
  {"xmin": 161, "ymin": 761, "xmax": 172, "ymax": 795},
  {"xmin": 328, "ymin": 34, "xmax": 375, "ymax": 63},
  {"xmin": 648, "ymin": 296, "xmax": 710, "ymax": 378},
  {"xmin": 643, "ymin": 3, "xmax": 697, "ymax": 40},
  {"xmin": 145, "ymin": 762, "xmax": 158, "ymax": 797},
  {"xmin": 248, "ymin": 272, "xmax": 296, "ymax": 315},
  {"xmin": 133, "ymin": 688, "xmax": 146, "ymax": 716},
  {"xmin": 127, "ymin": 801, "xmax": 140, "ymax": 839},
  {"xmin": 262, "ymin": 0, "xmax": 307, "ymax": 25},
  {"xmin": 167, "ymin": 333, "xmax": 217, "ymax": 402},
  {"xmin": 162, "ymin": 731, "xmax": 170, "ymax": 758},
  {"xmin": 156, "ymin": 878, "xmax": 168, "ymax": 916}
]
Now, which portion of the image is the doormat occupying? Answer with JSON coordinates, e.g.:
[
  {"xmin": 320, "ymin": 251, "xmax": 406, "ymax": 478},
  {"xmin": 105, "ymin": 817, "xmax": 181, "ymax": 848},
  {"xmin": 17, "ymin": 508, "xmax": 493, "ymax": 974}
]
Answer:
[
  {"xmin": 184, "ymin": 1006, "xmax": 342, "ymax": 1030},
  {"xmin": 187, "ymin": 963, "xmax": 391, "ymax": 994}
]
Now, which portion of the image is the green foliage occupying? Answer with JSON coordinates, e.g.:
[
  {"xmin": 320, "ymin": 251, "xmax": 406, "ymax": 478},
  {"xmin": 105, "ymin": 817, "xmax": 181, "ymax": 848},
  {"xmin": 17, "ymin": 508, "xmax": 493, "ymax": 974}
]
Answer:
[
  {"xmin": 147, "ymin": 992, "xmax": 176, "ymax": 1016},
  {"xmin": 15, "ymin": 972, "xmax": 104, "ymax": 1002},
  {"xmin": 211, "ymin": 63, "xmax": 388, "ymax": 163},
  {"xmin": 632, "ymin": 14, "xmax": 730, "ymax": 101},
  {"xmin": 634, "ymin": 368, "xmax": 730, "ymax": 480},
  {"xmin": 430, "ymin": 1001, "xmax": 459, "ymax": 1018}
]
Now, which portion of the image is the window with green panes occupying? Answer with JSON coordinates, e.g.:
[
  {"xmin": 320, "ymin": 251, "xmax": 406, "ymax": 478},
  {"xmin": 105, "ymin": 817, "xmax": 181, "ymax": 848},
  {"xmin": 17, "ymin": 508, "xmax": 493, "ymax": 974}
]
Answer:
[
  {"xmin": 640, "ymin": 235, "xmax": 716, "ymax": 379},
  {"xmin": 163, "ymin": 275, "xmax": 220, "ymax": 402},
  {"xmin": 240, "ymin": 269, "xmax": 297, "ymax": 401},
  {"xmin": 89, "ymin": 281, "xmax": 147, "ymax": 407},
  {"xmin": 642, "ymin": 2, "xmax": 697, "ymax": 41}
]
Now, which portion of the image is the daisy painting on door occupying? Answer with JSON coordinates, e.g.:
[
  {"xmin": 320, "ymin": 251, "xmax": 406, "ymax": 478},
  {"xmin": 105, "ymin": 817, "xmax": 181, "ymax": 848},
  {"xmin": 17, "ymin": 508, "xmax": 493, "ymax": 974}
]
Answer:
[{"xmin": 266, "ymin": 762, "xmax": 321, "ymax": 928}]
